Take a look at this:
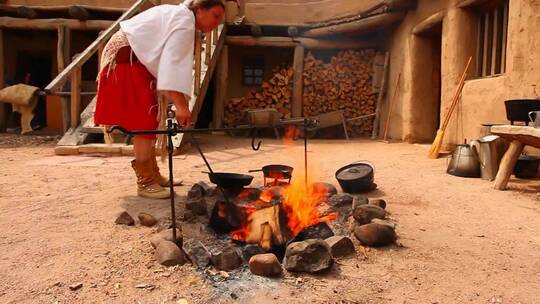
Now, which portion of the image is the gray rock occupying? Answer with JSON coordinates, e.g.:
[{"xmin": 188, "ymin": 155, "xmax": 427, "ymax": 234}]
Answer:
[
  {"xmin": 325, "ymin": 236, "xmax": 355, "ymax": 258},
  {"xmin": 290, "ymin": 222, "xmax": 334, "ymax": 243},
  {"xmin": 328, "ymin": 193, "xmax": 353, "ymax": 207},
  {"xmin": 192, "ymin": 181, "xmax": 212, "ymax": 196},
  {"xmin": 371, "ymin": 218, "xmax": 396, "ymax": 229},
  {"xmin": 284, "ymin": 239, "xmax": 333, "ymax": 273},
  {"xmin": 183, "ymin": 239, "xmax": 211, "ymax": 267},
  {"xmin": 242, "ymin": 244, "xmax": 265, "ymax": 262},
  {"xmin": 369, "ymin": 199, "xmax": 387, "ymax": 209},
  {"xmin": 186, "ymin": 197, "xmax": 207, "ymax": 216},
  {"xmin": 150, "ymin": 228, "xmax": 183, "ymax": 248},
  {"xmin": 115, "ymin": 210, "xmax": 134, "ymax": 226},
  {"xmin": 249, "ymin": 254, "xmax": 282, "ymax": 277},
  {"xmin": 353, "ymin": 223, "xmax": 396, "ymax": 247},
  {"xmin": 155, "ymin": 241, "xmax": 186, "ymax": 267},
  {"xmin": 187, "ymin": 186, "xmax": 203, "ymax": 201},
  {"xmin": 352, "ymin": 204, "xmax": 386, "ymax": 225},
  {"xmin": 138, "ymin": 212, "xmax": 157, "ymax": 227},
  {"xmin": 210, "ymin": 246, "xmax": 243, "ymax": 271},
  {"xmin": 352, "ymin": 195, "xmax": 369, "ymax": 209}
]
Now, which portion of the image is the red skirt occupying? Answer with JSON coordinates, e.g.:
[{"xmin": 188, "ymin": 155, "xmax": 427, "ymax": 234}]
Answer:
[{"xmin": 94, "ymin": 62, "xmax": 158, "ymax": 139}]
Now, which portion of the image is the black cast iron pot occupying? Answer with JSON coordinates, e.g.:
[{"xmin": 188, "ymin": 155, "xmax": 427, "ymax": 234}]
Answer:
[
  {"xmin": 335, "ymin": 162, "xmax": 374, "ymax": 193},
  {"xmin": 504, "ymin": 99, "xmax": 540, "ymax": 125}
]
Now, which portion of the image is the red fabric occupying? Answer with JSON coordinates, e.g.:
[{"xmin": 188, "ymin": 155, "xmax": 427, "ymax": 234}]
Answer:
[{"xmin": 94, "ymin": 62, "xmax": 158, "ymax": 139}]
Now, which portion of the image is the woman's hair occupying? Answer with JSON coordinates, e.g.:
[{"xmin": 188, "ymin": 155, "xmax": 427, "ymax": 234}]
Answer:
[{"xmin": 187, "ymin": 0, "xmax": 225, "ymax": 11}]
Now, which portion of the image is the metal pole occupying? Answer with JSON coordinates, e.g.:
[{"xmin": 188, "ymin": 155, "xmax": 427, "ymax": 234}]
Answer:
[{"xmin": 167, "ymin": 118, "xmax": 178, "ymax": 246}]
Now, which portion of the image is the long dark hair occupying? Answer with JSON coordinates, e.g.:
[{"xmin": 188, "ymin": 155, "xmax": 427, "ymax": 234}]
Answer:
[{"xmin": 187, "ymin": 0, "xmax": 225, "ymax": 11}]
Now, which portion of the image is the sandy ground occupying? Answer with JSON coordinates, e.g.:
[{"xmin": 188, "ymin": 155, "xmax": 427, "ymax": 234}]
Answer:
[{"xmin": 0, "ymin": 133, "xmax": 539, "ymax": 304}]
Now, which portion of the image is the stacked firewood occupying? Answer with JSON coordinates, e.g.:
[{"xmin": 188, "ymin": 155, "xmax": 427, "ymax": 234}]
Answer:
[
  {"xmin": 303, "ymin": 50, "xmax": 378, "ymax": 136},
  {"xmin": 224, "ymin": 66, "xmax": 294, "ymax": 126}
]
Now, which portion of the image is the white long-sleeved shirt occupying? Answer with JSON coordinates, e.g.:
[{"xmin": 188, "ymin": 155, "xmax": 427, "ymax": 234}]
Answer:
[{"xmin": 120, "ymin": 4, "xmax": 195, "ymax": 98}]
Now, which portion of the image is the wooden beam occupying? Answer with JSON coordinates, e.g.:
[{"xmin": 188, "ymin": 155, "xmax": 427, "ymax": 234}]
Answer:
[
  {"xmin": 69, "ymin": 5, "xmax": 91, "ymax": 21},
  {"xmin": 457, "ymin": 0, "xmax": 492, "ymax": 8},
  {"xmin": 45, "ymin": 0, "xmax": 148, "ymax": 93},
  {"xmin": 70, "ymin": 65, "xmax": 82, "ymax": 129},
  {"xmin": 205, "ymin": 32, "xmax": 212, "ymax": 65},
  {"xmin": 294, "ymin": 37, "xmax": 377, "ymax": 49},
  {"xmin": 501, "ymin": 2, "xmax": 508, "ymax": 73},
  {"xmin": 226, "ymin": 36, "xmax": 298, "ymax": 48},
  {"xmin": 213, "ymin": 45, "xmax": 228, "ymax": 129},
  {"xmin": 412, "ymin": 11, "xmax": 445, "ymax": 35},
  {"xmin": 16, "ymin": 6, "xmax": 38, "ymax": 19},
  {"xmin": 494, "ymin": 140, "xmax": 524, "ymax": 190},
  {"xmin": 194, "ymin": 31, "xmax": 202, "ymax": 96},
  {"xmin": 302, "ymin": 12, "xmax": 406, "ymax": 38},
  {"xmin": 0, "ymin": 29, "xmax": 6, "ymax": 132},
  {"xmin": 372, "ymin": 52, "xmax": 390, "ymax": 139},
  {"xmin": 57, "ymin": 26, "xmax": 71, "ymax": 132},
  {"xmin": 292, "ymin": 45, "xmax": 304, "ymax": 117},
  {"xmin": 0, "ymin": 16, "xmax": 113, "ymax": 30},
  {"xmin": 491, "ymin": 7, "xmax": 499, "ymax": 75}
]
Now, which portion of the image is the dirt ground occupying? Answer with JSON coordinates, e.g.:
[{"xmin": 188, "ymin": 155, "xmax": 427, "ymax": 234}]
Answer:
[{"xmin": 0, "ymin": 133, "xmax": 539, "ymax": 304}]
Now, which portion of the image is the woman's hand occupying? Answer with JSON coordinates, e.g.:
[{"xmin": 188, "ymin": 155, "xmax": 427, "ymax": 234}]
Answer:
[{"xmin": 162, "ymin": 91, "xmax": 192, "ymax": 127}]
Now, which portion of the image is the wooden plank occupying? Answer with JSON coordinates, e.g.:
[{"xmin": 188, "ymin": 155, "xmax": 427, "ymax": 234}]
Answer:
[
  {"xmin": 0, "ymin": 16, "xmax": 112, "ymax": 30},
  {"xmin": 501, "ymin": 2, "xmax": 508, "ymax": 73},
  {"xmin": 491, "ymin": 7, "xmax": 499, "ymax": 75},
  {"xmin": 294, "ymin": 37, "xmax": 376, "ymax": 49},
  {"xmin": 0, "ymin": 29, "xmax": 6, "ymax": 132},
  {"xmin": 371, "ymin": 52, "xmax": 390, "ymax": 139},
  {"xmin": 45, "ymin": 0, "xmax": 148, "ymax": 93},
  {"xmin": 212, "ymin": 28, "xmax": 218, "ymax": 45},
  {"xmin": 493, "ymin": 140, "xmax": 524, "ymax": 190},
  {"xmin": 226, "ymin": 36, "xmax": 298, "ymax": 48},
  {"xmin": 292, "ymin": 45, "xmax": 304, "ymax": 117},
  {"xmin": 476, "ymin": 13, "xmax": 484, "ymax": 76},
  {"xmin": 213, "ymin": 45, "xmax": 228, "ymax": 129},
  {"xmin": 70, "ymin": 66, "xmax": 82, "ymax": 128},
  {"xmin": 57, "ymin": 25, "xmax": 71, "ymax": 132},
  {"xmin": 302, "ymin": 12, "xmax": 406, "ymax": 38},
  {"xmin": 412, "ymin": 11, "xmax": 445, "ymax": 35},
  {"xmin": 194, "ymin": 31, "xmax": 202, "ymax": 96},
  {"xmin": 481, "ymin": 11, "xmax": 490, "ymax": 77}
]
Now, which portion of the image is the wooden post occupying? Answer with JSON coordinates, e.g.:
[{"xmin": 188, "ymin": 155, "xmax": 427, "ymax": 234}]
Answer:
[
  {"xmin": 0, "ymin": 29, "xmax": 7, "ymax": 132},
  {"xmin": 494, "ymin": 140, "xmax": 524, "ymax": 190},
  {"xmin": 194, "ymin": 31, "xmax": 202, "ymax": 96},
  {"xmin": 292, "ymin": 45, "xmax": 304, "ymax": 118},
  {"xmin": 57, "ymin": 26, "xmax": 71, "ymax": 132},
  {"xmin": 213, "ymin": 28, "xmax": 218, "ymax": 45},
  {"xmin": 213, "ymin": 45, "xmax": 228, "ymax": 129},
  {"xmin": 70, "ymin": 66, "xmax": 82, "ymax": 129},
  {"xmin": 372, "ymin": 52, "xmax": 390, "ymax": 139},
  {"xmin": 205, "ymin": 32, "xmax": 212, "ymax": 65}
]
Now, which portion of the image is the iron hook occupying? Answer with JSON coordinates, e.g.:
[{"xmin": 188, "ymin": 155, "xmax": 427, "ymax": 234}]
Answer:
[{"xmin": 251, "ymin": 128, "xmax": 262, "ymax": 151}]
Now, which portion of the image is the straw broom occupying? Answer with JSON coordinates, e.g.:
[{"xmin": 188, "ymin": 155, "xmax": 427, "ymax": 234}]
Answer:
[{"xmin": 427, "ymin": 56, "xmax": 472, "ymax": 159}]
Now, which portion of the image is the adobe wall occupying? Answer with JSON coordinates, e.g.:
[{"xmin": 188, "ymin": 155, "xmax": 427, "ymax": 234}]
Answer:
[{"xmin": 385, "ymin": 0, "xmax": 540, "ymax": 147}]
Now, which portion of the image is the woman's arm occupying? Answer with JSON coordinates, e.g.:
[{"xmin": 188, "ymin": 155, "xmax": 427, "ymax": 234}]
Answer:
[{"xmin": 162, "ymin": 90, "xmax": 192, "ymax": 127}]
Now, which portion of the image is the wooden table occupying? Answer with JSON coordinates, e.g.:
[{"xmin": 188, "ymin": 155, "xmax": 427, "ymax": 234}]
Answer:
[{"xmin": 491, "ymin": 125, "xmax": 540, "ymax": 190}]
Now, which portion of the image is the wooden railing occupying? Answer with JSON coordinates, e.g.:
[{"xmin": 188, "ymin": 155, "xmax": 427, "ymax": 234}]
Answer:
[{"xmin": 193, "ymin": 27, "xmax": 221, "ymax": 98}]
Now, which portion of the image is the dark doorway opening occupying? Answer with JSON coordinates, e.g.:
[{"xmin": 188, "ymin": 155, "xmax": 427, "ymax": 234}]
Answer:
[
  {"xmin": 15, "ymin": 51, "xmax": 52, "ymax": 130},
  {"xmin": 196, "ymin": 75, "xmax": 216, "ymax": 129}
]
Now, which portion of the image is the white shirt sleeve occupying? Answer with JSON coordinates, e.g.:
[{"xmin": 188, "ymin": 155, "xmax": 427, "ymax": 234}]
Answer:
[{"xmin": 156, "ymin": 28, "xmax": 195, "ymax": 98}]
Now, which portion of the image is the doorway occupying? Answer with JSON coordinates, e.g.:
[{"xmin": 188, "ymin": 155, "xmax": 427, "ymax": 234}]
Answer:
[
  {"xmin": 15, "ymin": 51, "xmax": 52, "ymax": 129},
  {"xmin": 410, "ymin": 20, "xmax": 443, "ymax": 142}
]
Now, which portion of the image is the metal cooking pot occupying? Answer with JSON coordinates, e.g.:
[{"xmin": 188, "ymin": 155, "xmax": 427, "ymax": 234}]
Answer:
[
  {"xmin": 249, "ymin": 164, "xmax": 293, "ymax": 179},
  {"xmin": 447, "ymin": 144, "xmax": 481, "ymax": 178},
  {"xmin": 335, "ymin": 161, "xmax": 375, "ymax": 193}
]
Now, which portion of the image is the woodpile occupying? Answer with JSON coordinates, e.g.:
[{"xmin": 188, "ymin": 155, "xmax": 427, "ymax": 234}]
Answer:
[
  {"xmin": 303, "ymin": 50, "xmax": 378, "ymax": 136},
  {"xmin": 224, "ymin": 66, "xmax": 294, "ymax": 126}
]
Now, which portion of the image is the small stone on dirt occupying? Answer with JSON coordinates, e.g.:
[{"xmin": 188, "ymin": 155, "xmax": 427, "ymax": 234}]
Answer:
[
  {"xmin": 249, "ymin": 253, "xmax": 282, "ymax": 277},
  {"xmin": 353, "ymin": 223, "xmax": 396, "ymax": 247},
  {"xmin": 115, "ymin": 210, "xmax": 134, "ymax": 226},
  {"xmin": 210, "ymin": 246, "xmax": 243, "ymax": 271},
  {"xmin": 150, "ymin": 228, "xmax": 183, "ymax": 248},
  {"xmin": 138, "ymin": 212, "xmax": 158, "ymax": 227},
  {"xmin": 284, "ymin": 239, "xmax": 333, "ymax": 273},
  {"xmin": 325, "ymin": 236, "xmax": 355, "ymax": 258},
  {"xmin": 183, "ymin": 239, "xmax": 211, "ymax": 267},
  {"xmin": 328, "ymin": 193, "xmax": 353, "ymax": 207},
  {"xmin": 371, "ymin": 218, "xmax": 396, "ymax": 229},
  {"xmin": 155, "ymin": 241, "xmax": 186, "ymax": 267},
  {"xmin": 352, "ymin": 195, "xmax": 369, "ymax": 209},
  {"xmin": 192, "ymin": 181, "xmax": 211, "ymax": 196},
  {"xmin": 69, "ymin": 283, "xmax": 83, "ymax": 291},
  {"xmin": 352, "ymin": 204, "xmax": 387, "ymax": 225},
  {"xmin": 369, "ymin": 199, "xmax": 387, "ymax": 209},
  {"xmin": 186, "ymin": 197, "xmax": 207, "ymax": 216}
]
